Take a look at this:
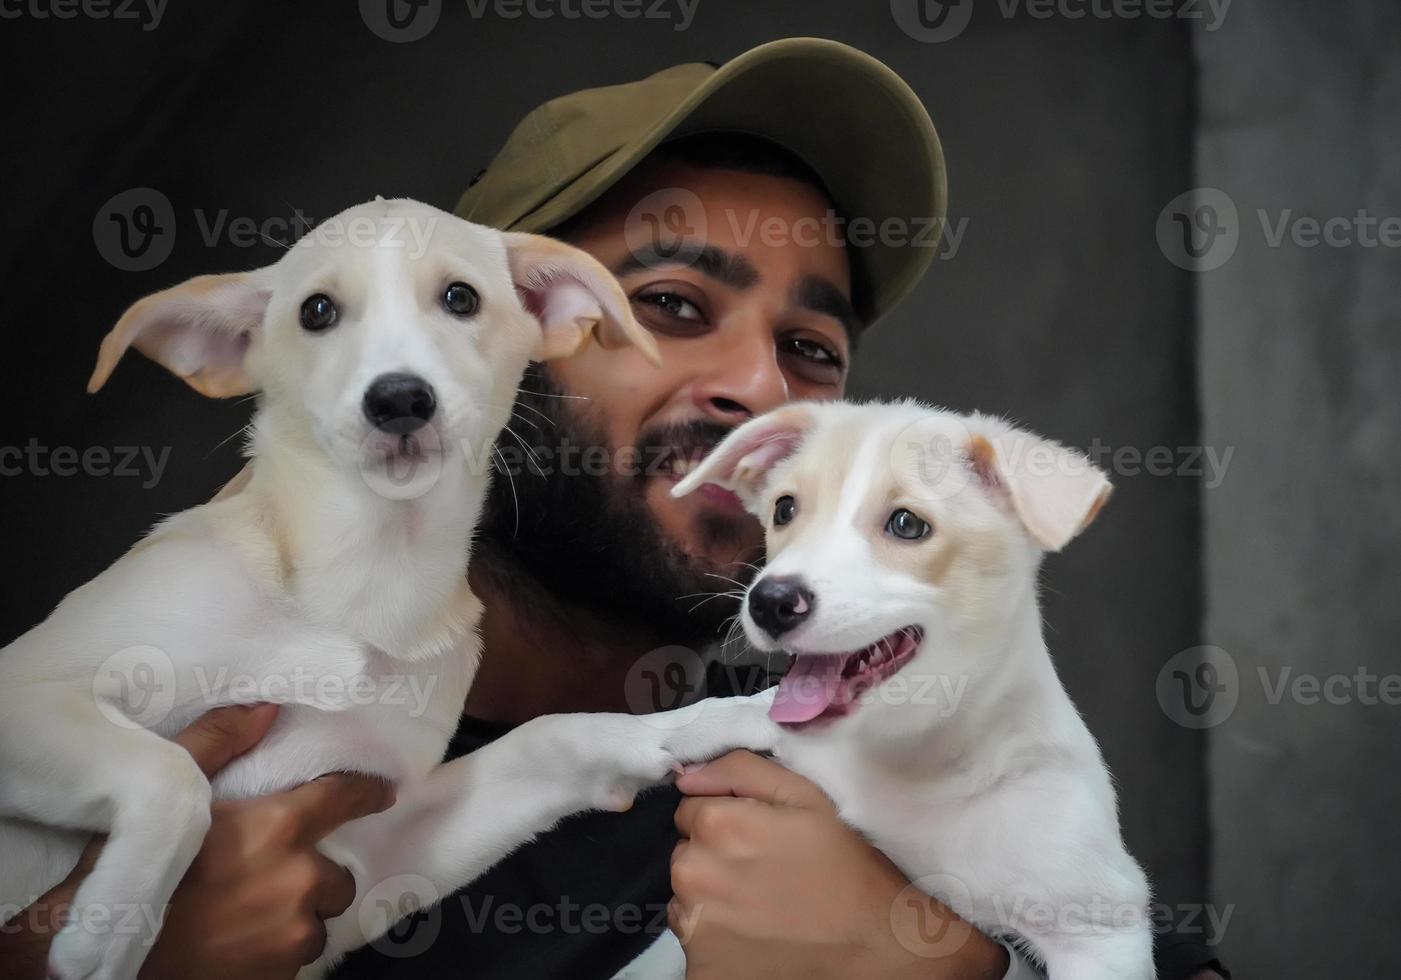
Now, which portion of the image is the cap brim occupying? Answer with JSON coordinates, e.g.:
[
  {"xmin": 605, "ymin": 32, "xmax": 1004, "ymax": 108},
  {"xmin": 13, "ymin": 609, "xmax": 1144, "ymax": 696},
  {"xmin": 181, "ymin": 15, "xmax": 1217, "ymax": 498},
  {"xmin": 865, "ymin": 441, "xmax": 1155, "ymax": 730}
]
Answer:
[{"xmin": 509, "ymin": 38, "xmax": 946, "ymax": 325}]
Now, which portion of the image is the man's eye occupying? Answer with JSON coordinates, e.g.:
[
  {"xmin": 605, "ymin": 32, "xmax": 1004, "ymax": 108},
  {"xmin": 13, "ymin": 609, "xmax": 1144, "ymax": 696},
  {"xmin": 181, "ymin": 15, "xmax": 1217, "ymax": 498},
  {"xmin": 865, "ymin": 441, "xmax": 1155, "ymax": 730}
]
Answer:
[
  {"xmin": 781, "ymin": 336, "xmax": 842, "ymax": 367},
  {"xmin": 634, "ymin": 290, "xmax": 702, "ymax": 321},
  {"xmin": 779, "ymin": 335, "xmax": 846, "ymax": 385}
]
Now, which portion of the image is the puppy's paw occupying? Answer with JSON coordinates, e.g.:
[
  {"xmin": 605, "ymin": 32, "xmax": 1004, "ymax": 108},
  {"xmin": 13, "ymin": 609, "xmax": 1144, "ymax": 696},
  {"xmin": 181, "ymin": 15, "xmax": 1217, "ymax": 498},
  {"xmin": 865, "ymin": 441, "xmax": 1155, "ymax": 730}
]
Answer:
[
  {"xmin": 47, "ymin": 921, "xmax": 119, "ymax": 980},
  {"xmin": 655, "ymin": 694, "xmax": 779, "ymax": 765},
  {"xmin": 604, "ymin": 742, "xmax": 689, "ymax": 810}
]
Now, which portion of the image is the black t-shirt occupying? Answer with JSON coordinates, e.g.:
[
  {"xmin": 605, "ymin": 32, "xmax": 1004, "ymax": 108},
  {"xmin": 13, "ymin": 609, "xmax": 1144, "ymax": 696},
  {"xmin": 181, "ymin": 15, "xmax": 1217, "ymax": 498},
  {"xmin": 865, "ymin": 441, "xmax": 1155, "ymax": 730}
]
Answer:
[{"xmin": 333, "ymin": 664, "xmax": 1229, "ymax": 980}]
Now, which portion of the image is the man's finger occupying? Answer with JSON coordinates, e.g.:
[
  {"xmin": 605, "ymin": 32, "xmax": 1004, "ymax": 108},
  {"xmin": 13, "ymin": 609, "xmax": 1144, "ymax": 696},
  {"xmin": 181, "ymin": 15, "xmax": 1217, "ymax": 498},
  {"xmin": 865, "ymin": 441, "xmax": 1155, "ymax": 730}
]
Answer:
[
  {"xmin": 282, "ymin": 772, "xmax": 397, "ymax": 844},
  {"xmin": 172, "ymin": 703, "xmax": 280, "ymax": 778},
  {"xmin": 674, "ymin": 795, "xmax": 753, "ymax": 839},
  {"xmin": 313, "ymin": 857, "xmax": 358, "ymax": 919},
  {"xmin": 675, "ymin": 749, "xmax": 832, "ymax": 810}
]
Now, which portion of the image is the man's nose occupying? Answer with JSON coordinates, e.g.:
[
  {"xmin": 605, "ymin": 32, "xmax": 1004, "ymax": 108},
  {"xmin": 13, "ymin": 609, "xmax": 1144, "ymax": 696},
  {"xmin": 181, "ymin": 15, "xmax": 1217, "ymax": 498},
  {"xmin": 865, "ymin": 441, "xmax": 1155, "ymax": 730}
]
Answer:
[
  {"xmin": 748, "ymin": 575, "xmax": 816, "ymax": 639},
  {"xmin": 691, "ymin": 324, "xmax": 790, "ymax": 425}
]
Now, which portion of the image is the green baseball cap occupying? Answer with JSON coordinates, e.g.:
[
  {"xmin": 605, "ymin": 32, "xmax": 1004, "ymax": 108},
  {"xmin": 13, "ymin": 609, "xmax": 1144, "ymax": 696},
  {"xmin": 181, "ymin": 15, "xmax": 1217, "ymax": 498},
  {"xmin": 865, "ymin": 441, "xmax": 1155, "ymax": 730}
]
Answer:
[{"xmin": 453, "ymin": 37, "xmax": 946, "ymax": 326}]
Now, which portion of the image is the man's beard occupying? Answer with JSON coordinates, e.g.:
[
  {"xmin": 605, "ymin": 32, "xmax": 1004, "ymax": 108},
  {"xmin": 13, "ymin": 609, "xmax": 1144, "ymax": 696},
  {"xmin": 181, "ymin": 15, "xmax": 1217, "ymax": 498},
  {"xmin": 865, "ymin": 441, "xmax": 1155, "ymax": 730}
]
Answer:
[{"xmin": 474, "ymin": 365, "xmax": 760, "ymax": 648}]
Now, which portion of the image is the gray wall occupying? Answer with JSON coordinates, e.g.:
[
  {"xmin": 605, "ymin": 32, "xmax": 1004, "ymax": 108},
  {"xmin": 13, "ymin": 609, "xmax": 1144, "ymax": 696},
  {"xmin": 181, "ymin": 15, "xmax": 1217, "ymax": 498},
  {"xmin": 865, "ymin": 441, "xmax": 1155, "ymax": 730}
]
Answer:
[{"xmin": 1197, "ymin": 1, "xmax": 1401, "ymax": 974}]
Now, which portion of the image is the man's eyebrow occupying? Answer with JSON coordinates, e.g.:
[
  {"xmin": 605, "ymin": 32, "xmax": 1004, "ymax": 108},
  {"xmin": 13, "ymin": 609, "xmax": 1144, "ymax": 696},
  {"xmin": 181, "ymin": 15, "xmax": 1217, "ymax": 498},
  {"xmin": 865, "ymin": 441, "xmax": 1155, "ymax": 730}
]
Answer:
[
  {"xmin": 611, "ymin": 243, "xmax": 760, "ymax": 292},
  {"xmin": 793, "ymin": 274, "xmax": 861, "ymax": 339}
]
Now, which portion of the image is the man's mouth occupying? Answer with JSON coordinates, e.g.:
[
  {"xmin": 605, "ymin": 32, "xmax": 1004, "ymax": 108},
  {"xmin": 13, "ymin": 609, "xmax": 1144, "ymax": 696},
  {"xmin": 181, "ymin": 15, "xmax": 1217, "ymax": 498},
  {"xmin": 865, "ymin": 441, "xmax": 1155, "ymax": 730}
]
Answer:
[{"xmin": 769, "ymin": 627, "xmax": 924, "ymax": 727}]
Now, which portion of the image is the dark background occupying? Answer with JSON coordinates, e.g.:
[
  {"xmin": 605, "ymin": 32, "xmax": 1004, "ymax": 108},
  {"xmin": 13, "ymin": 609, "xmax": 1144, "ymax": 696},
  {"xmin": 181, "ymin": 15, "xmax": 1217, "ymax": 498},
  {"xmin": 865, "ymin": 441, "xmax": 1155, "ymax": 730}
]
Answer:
[{"xmin": 2, "ymin": 1, "xmax": 1396, "ymax": 975}]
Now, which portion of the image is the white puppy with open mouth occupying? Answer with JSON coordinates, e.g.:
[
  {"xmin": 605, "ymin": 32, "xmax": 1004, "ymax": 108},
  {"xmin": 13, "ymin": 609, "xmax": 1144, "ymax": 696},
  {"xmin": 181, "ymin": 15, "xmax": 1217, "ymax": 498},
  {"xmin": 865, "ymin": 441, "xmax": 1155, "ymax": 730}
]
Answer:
[
  {"xmin": 0, "ymin": 199, "xmax": 775, "ymax": 980},
  {"xmin": 624, "ymin": 399, "xmax": 1154, "ymax": 979}
]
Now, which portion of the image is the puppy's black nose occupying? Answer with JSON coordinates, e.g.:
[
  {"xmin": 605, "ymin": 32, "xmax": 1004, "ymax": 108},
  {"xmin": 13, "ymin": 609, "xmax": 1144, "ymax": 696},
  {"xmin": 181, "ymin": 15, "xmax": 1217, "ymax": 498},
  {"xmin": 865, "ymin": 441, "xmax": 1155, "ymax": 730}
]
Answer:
[
  {"xmin": 748, "ymin": 576, "xmax": 815, "ymax": 638},
  {"xmin": 363, "ymin": 373, "xmax": 436, "ymax": 432}
]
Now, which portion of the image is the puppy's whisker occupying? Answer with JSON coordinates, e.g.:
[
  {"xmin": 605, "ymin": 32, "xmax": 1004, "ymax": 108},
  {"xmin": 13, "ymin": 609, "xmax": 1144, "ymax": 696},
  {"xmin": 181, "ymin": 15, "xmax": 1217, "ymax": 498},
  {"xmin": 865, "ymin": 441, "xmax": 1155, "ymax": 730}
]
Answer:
[
  {"xmin": 518, "ymin": 388, "xmax": 589, "ymax": 401},
  {"xmin": 509, "ymin": 402, "xmax": 555, "ymax": 426},
  {"xmin": 491, "ymin": 445, "xmax": 520, "ymax": 536},
  {"xmin": 703, "ymin": 572, "xmax": 747, "ymax": 590},
  {"xmin": 471, "ymin": 403, "xmax": 544, "ymax": 434},
  {"xmin": 470, "ymin": 401, "xmax": 554, "ymax": 431},
  {"xmin": 206, "ymin": 423, "xmax": 254, "ymax": 459},
  {"xmin": 508, "ymin": 412, "xmax": 542, "ymax": 434},
  {"xmin": 681, "ymin": 589, "xmax": 744, "ymax": 614},
  {"xmin": 500, "ymin": 425, "xmax": 546, "ymax": 476}
]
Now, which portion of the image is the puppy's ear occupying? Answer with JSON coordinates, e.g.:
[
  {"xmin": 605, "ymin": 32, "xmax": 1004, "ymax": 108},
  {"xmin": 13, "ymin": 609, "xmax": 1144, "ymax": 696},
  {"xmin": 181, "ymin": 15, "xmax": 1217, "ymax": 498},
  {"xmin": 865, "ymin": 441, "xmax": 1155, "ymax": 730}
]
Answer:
[
  {"xmin": 88, "ymin": 272, "xmax": 270, "ymax": 397},
  {"xmin": 966, "ymin": 424, "xmax": 1112, "ymax": 552},
  {"xmin": 502, "ymin": 232, "xmax": 661, "ymax": 367},
  {"xmin": 672, "ymin": 403, "xmax": 819, "ymax": 508}
]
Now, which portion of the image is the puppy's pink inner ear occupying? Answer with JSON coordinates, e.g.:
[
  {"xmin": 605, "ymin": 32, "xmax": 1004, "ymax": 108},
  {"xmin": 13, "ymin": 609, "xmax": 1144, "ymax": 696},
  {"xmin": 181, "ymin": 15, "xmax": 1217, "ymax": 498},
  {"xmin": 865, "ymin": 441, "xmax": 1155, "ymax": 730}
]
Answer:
[
  {"xmin": 517, "ymin": 278, "xmax": 604, "ymax": 361},
  {"xmin": 731, "ymin": 433, "xmax": 805, "ymax": 486},
  {"xmin": 87, "ymin": 273, "xmax": 268, "ymax": 397},
  {"xmin": 674, "ymin": 416, "xmax": 812, "ymax": 505},
  {"xmin": 967, "ymin": 432, "xmax": 1111, "ymax": 552}
]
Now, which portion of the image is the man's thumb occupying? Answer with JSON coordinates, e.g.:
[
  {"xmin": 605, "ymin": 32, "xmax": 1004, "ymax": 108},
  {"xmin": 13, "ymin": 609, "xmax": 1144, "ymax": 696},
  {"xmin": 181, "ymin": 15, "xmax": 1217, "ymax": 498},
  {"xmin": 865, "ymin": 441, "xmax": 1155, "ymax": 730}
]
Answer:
[{"xmin": 172, "ymin": 703, "xmax": 279, "ymax": 778}]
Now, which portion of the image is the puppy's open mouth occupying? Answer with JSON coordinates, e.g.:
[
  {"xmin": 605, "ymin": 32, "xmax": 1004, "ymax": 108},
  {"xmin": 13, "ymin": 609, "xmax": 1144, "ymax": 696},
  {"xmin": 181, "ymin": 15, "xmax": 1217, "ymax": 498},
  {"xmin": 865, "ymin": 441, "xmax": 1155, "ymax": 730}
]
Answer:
[{"xmin": 770, "ymin": 627, "xmax": 924, "ymax": 727}]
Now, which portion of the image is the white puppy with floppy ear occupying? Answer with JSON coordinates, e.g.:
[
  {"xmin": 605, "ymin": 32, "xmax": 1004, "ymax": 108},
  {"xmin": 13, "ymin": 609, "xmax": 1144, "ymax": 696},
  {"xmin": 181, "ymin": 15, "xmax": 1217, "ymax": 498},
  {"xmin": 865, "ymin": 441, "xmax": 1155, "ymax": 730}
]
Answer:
[
  {"xmin": 626, "ymin": 400, "xmax": 1153, "ymax": 980},
  {"xmin": 0, "ymin": 199, "xmax": 776, "ymax": 980}
]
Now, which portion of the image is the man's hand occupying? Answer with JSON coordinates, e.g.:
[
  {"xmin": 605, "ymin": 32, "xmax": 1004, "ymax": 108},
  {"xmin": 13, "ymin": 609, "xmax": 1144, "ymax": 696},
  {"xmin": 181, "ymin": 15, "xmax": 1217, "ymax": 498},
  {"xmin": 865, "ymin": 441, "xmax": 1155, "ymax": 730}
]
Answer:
[
  {"xmin": 0, "ymin": 704, "xmax": 396, "ymax": 980},
  {"xmin": 671, "ymin": 750, "xmax": 1009, "ymax": 980}
]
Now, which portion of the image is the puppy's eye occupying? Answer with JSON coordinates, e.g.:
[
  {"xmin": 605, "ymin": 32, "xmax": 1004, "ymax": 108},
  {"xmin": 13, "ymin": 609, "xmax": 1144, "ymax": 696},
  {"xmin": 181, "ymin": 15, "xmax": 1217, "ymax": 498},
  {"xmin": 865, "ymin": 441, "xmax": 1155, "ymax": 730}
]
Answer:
[
  {"xmin": 773, "ymin": 495, "xmax": 797, "ymax": 527},
  {"xmin": 443, "ymin": 282, "xmax": 480, "ymax": 317},
  {"xmin": 886, "ymin": 508, "xmax": 931, "ymax": 541},
  {"xmin": 300, "ymin": 293, "xmax": 338, "ymax": 332}
]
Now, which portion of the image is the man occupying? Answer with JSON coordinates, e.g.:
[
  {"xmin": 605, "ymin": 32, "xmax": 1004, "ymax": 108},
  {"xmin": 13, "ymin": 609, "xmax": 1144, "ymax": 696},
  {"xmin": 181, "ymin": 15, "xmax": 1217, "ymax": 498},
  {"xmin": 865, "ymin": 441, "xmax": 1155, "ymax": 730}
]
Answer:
[{"xmin": 4, "ymin": 39, "xmax": 1228, "ymax": 980}]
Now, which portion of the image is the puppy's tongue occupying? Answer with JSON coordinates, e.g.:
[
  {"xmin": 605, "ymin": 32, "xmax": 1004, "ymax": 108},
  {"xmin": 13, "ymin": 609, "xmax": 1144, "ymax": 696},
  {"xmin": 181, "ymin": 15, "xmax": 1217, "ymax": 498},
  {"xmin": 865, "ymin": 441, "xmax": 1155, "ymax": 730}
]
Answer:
[{"xmin": 770, "ymin": 654, "xmax": 847, "ymax": 723}]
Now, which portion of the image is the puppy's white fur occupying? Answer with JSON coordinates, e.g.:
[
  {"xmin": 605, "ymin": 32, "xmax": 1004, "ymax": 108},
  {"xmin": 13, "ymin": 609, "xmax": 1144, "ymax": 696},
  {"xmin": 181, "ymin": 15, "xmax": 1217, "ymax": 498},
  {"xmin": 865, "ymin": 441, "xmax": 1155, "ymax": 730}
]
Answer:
[
  {"xmin": 0, "ymin": 199, "xmax": 775, "ymax": 980},
  {"xmin": 627, "ymin": 400, "xmax": 1153, "ymax": 980}
]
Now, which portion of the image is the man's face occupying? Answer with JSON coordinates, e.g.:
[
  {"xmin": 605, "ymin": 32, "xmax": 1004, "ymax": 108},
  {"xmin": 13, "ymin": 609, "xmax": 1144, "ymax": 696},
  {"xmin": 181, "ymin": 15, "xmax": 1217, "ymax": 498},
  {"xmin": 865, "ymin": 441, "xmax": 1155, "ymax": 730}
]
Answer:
[
  {"xmin": 480, "ymin": 159, "xmax": 853, "ymax": 643},
  {"xmin": 556, "ymin": 162, "xmax": 853, "ymax": 555}
]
